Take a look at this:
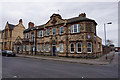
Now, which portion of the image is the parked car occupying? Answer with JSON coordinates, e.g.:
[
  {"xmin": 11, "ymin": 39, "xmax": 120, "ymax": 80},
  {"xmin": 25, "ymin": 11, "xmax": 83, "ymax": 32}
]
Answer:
[{"xmin": 2, "ymin": 50, "xmax": 16, "ymax": 57}]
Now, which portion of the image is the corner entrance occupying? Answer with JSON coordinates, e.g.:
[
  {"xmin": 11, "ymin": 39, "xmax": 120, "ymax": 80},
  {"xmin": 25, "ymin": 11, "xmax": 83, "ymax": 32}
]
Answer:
[{"xmin": 52, "ymin": 44, "xmax": 56, "ymax": 56}]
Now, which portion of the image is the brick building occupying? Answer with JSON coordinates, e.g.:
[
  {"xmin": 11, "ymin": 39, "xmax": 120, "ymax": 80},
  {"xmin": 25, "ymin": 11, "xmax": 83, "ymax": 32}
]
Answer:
[
  {"xmin": 1, "ymin": 19, "xmax": 25, "ymax": 51},
  {"xmin": 15, "ymin": 13, "xmax": 102, "ymax": 58}
]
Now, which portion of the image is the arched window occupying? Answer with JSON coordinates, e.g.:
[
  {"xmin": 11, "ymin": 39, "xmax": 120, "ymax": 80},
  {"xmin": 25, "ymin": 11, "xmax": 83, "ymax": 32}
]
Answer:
[
  {"xmin": 60, "ymin": 43, "xmax": 63, "ymax": 52},
  {"xmin": 23, "ymin": 45, "xmax": 25, "ymax": 51},
  {"xmin": 70, "ymin": 43, "xmax": 74, "ymax": 53},
  {"xmin": 41, "ymin": 44, "xmax": 44, "ymax": 52},
  {"xmin": 76, "ymin": 43, "xmax": 82, "ymax": 53},
  {"xmin": 46, "ymin": 44, "xmax": 49, "ymax": 52},
  {"xmin": 87, "ymin": 42, "xmax": 92, "ymax": 53},
  {"xmin": 37, "ymin": 44, "xmax": 40, "ymax": 52}
]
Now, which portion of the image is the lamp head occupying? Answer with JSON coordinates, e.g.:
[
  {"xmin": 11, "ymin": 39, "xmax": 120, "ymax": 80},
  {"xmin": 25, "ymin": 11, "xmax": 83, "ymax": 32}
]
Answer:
[{"xmin": 107, "ymin": 22, "xmax": 112, "ymax": 24}]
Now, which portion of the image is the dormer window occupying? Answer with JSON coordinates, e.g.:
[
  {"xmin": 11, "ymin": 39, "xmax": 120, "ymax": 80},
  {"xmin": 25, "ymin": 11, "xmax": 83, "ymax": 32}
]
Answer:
[{"xmin": 71, "ymin": 24, "xmax": 80, "ymax": 33}]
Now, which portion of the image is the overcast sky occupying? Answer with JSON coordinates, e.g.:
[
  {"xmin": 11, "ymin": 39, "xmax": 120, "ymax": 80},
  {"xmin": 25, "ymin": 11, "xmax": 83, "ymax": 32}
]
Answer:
[{"xmin": 0, "ymin": 1, "xmax": 119, "ymax": 46}]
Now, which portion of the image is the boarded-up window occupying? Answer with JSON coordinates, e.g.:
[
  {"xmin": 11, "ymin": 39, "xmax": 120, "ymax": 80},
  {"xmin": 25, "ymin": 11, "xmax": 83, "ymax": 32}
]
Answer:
[{"xmin": 86, "ymin": 23, "xmax": 92, "ymax": 32}]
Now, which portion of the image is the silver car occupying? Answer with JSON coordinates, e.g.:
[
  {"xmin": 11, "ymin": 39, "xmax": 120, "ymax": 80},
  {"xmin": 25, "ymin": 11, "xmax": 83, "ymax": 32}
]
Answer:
[{"xmin": 2, "ymin": 50, "xmax": 16, "ymax": 57}]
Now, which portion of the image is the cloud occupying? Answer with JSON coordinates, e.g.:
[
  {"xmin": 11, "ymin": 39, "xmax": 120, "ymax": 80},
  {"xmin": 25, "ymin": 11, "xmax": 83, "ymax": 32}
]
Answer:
[{"xmin": 0, "ymin": 2, "xmax": 118, "ymax": 46}]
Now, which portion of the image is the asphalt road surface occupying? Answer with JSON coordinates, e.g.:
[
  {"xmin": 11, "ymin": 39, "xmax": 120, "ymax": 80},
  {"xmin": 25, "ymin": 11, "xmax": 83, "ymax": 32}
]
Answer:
[{"xmin": 2, "ymin": 53, "xmax": 118, "ymax": 78}]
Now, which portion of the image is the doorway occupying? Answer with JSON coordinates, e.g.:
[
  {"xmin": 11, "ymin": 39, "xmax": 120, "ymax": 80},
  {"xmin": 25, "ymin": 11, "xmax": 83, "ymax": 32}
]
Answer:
[
  {"xmin": 31, "ymin": 46, "xmax": 34, "ymax": 55},
  {"xmin": 17, "ymin": 46, "xmax": 19, "ymax": 54},
  {"xmin": 52, "ymin": 44, "xmax": 56, "ymax": 56}
]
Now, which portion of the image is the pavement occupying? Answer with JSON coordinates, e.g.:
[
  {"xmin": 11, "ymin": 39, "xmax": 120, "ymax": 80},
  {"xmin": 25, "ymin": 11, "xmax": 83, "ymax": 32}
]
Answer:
[{"xmin": 16, "ymin": 51, "xmax": 115, "ymax": 65}]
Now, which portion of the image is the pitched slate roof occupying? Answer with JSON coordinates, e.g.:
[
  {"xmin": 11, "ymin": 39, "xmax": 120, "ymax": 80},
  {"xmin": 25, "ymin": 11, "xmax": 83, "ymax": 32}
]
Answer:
[
  {"xmin": 23, "ymin": 24, "xmax": 45, "ymax": 33},
  {"xmin": 2, "ymin": 23, "xmax": 16, "ymax": 32},
  {"xmin": 36, "ymin": 24, "xmax": 44, "ymax": 30},
  {"xmin": 23, "ymin": 27, "xmax": 36, "ymax": 33},
  {"xmin": 23, "ymin": 14, "xmax": 97, "ymax": 33},
  {"xmin": 67, "ymin": 16, "xmax": 97, "ymax": 25},
  {"xmin": 8, "ymin": 23, "xmax": 16, "ymax": 30}
]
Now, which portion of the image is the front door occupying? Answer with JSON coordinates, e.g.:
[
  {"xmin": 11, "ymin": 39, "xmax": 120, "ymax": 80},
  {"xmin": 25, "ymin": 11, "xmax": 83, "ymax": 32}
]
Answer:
[
  {"xmin": 52, "ymin": 45, "xmax": 56, "ymax": 56},
  {"xmin": 17, "ymin": 46, "xmax": 19, "ymax": 54},
  {"xmin": 31, "ymin": 46, "xmax": 33, "ymax": 55}
]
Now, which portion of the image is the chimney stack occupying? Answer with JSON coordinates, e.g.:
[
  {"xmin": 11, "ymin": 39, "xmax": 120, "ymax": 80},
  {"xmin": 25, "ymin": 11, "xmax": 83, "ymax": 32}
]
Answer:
[
  {"xmin": 79, "ymin": 13, "xmax": 86, "ymax": 18},
  {"xmin": 19, "ymin": 19, "xmax": 23, "ymax": 24},
  {"xmin": 28, "ymin": 22, "xmax": 34, "ymax": 28}
]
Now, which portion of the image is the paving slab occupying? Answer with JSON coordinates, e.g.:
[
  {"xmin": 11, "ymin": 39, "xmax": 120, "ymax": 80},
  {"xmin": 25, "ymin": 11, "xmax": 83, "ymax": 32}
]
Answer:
[{"xmin": 16, "ymin": 51, "xmax": 115, "ymax": 65}]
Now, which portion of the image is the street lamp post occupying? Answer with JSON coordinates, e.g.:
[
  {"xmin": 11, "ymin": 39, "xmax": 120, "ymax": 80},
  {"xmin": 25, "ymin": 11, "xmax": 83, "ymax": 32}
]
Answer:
[
  {"xmin": 104, "ymin": 22, "xmax": 112, "ymax": 60},
  {"xmin": 35, "ymin": 27, "xmax": 38, "ymax": 55}
]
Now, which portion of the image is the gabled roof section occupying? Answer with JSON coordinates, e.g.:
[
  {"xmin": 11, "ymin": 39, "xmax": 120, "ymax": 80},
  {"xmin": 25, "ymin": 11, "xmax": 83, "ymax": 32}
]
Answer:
[
  {"xmin": 45, "ymin": 13, "xmax": 66, "ymax": 27},
  {"xmin": 15, "ymin": 36, "xmax": 23, "ymax": 41},
  {"xmin": 23, "ymin": 24, "xmax": 45, "ymax": 33},
  {"xmin": 5, "ymin": 19, "xmax": 24, "ymax": 31},
  {"xmin": 14, "ymin": 36, "xmax": 23, "ymax": 45}
]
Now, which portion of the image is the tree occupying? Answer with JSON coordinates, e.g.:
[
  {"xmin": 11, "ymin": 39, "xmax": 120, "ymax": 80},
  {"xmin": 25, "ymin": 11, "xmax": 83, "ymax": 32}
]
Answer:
[{"xmin": 106, "ymin": 39, "xmax": 113, "ymax": 46}]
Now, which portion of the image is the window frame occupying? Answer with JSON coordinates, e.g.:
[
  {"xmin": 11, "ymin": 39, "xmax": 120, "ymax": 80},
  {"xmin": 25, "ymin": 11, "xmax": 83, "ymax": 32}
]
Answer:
[
  {"xmin": 31, "ymin": 34, "xmax": 34, "ymax": 42},
  {"xmin": 37, "ymin": 44, "xmax": 40, "ymax": 52},
  {"xmin": 59, "ymin": 26, "xmax": 64, "ymax": 35},
  {"xmin": 71, "ymin": 24, "xmax": 80, "ymax": 33},
  {"xmin": 39, "ymin": 30, "xmax": 43, "ymax": 37},
  {"xmin": 70, "ymin": 43, "xmax": 74, "ymax": 53},
  {"xmin": 46, "ymin": 29, "xmax": 49, "ymax": 36},
  {"xmin": 60, "ymin": 43, "xmax": 63, "ymax": 52},
  {"xmin": 52, "ymin": 28, "xmax": 56, "ymax": 35},
  {"xmin": 26, "ymin": 45, "xmax": 29, "ymax": 51},
  {"xmin": 25, "ymin": 33, "xmax": 29, "ymax": 39},
  {"xmin": 98, "ymin": 43, "xmax": 101, "ymax": 51},
  {"xmin": 87, "ymin": 42, "xmax": 92, "ymax": 53},
  {"xmin": 46, "ymin": 44, "xmax": 49, "ymax": 52},
  {"xmin": 41, "ymin": 44, "xmax": 44, "ymax": 52},
  {"xmin": 23, "ymin": 45, "xmax": 25, "ymax": 51},
  {"xmin": 76, "ymin": 42, "xmax": 82, "ymax": 53}
]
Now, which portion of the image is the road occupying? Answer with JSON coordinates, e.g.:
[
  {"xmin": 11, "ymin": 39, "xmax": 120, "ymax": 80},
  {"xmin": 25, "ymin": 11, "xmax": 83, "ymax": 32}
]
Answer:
[{"xmin": 2, "ymin": 53, "xmax": 118, "ymax": 78}]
